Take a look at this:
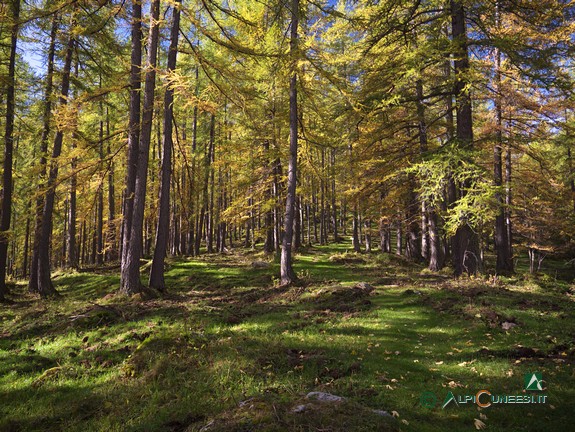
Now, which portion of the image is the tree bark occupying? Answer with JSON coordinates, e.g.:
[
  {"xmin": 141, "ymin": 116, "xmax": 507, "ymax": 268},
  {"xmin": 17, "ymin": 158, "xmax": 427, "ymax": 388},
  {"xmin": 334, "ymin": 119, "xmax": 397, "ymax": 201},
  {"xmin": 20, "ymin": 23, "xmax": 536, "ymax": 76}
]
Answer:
[
  {"xmin": 0, "ymin": 0, "xmax": 20, "ymax": 300},
  {"xmin": 280, "ymin": 0, "xmax": 299, "ymax": 285},
  {"xmin": 451, "ymin": 0, "xmax": 480, "ymax": 276},
  {"xmin": 120, "ymin": 0, "xmax": 160, "ymax": 295},
  {"xmin": 29, "ymin": 15, "xmax": 58, "ymax": 294},
  {"xmin": 36, "ymin": 30, "xmax": 75, "ymax": 297},
  {"xmin": 150, "ymin": 0, "xmax": 181, "ymax": 291},
  {"xmin": 121, "ymin": 0, "xmax": 143, "ymax": 268}
]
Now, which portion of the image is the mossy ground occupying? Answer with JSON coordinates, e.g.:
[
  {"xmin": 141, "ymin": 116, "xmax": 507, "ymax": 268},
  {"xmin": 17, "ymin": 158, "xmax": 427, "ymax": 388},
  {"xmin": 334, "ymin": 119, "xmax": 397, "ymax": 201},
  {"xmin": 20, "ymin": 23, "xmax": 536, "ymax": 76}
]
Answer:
[{"xmin": 1, "ymin": 243, "xmax": 574, "ymax": 431}]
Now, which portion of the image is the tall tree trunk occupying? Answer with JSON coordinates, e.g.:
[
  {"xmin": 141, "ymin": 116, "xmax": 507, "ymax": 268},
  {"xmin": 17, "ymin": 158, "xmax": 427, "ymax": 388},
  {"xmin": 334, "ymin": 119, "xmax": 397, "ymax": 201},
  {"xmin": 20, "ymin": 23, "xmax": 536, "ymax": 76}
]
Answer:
[
  {"xmin": 352, "ymin": 207, "xmax": 361, "ymax": 252},
  {"xmin": 36, "ymin": 30, "xmax": 75, "ymax": 297},
  {"xmin": 121, "ymin": 0, "xmax": 143, "ymax": 268},
  {"xmin": 67, "ymin": 64, "xmax": 80, "ymax": 270},
  {"xmin": 150, "ymin": 0, "xmax": 180, "ymax": 291},
  {"xmin": 280, "ymin": 0, "xmax": 299, "ymax": 285},
  {"xmin": 29, "ymin": 15, "xmax": 58, "ymax": 294},
  {"xmin": 120, "ymin": 0, "xmax": 160, "ymax": 294},
  {"xmin": 106, "ymin": 106, "xmax": 117, "ymax": 261},
  {"xmin": 450, "ymin": 0, "xmax": 480, "ymax": 276},
  {"xmin": 505, "ymin": 146, "xmax": 513, "ymax": 257},
  {"xmin": 0, "ymin": 0, "xmax": 20, "ymax": 300},
  {"xmin": 96, "ymin": 98, "xmax": 104, "ymax": 265},
  {"xmin": 493, "ymin": 29, "xmax": 513, "ymax": 273}
]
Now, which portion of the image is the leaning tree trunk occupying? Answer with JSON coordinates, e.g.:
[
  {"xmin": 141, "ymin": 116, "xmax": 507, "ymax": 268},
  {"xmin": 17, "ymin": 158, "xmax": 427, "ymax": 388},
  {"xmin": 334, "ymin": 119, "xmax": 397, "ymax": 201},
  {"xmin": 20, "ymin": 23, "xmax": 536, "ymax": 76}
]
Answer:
[
  {"xmin": 0, "ymin": 0, "xmax": 20, "ymax": 300},
  {"xmin": 450, "ymin": 0, "xmax": 480, "ymax": 276},
  {"xmin": 36, "ymin": 32, "xmax": 75, "ymax": 297},
  {"xmin": 120, "ymin": 0, "xmax": 160, "ymax": 295},
  {"xmin": 280, "ymin": 0, "xmax": 299, "ymax": 285},
  {"xmin": 150, "ymin": 0, "xmax": 181, "ymax": 291}
]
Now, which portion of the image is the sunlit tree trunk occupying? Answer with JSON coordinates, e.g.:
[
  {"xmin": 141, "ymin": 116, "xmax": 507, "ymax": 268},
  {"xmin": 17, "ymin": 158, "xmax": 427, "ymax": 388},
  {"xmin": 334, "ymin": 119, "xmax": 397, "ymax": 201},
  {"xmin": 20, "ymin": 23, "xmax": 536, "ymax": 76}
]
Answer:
[
  {"xmin": 121, "ymin": 0, "xmax": 142, "ymax": 269},
  {"xmin": 120, "ymin": 0, "xmax": 160, "ymax": 295},
  {"xmin": 36, "ymin": 30, "xmax": 75, "ymax": 297},
  {"xmin": 280, "ymin": 0, "xmax": 299, "ymax": 285},
  {"xmin": 150, "ymin": 0, "xmax": 181, "ymax": 291}
]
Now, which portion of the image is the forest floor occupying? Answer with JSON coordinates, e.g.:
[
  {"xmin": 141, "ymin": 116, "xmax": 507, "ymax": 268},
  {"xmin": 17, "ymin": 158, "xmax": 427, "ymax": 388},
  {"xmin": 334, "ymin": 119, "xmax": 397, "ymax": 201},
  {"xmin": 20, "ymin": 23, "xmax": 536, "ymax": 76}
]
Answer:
[{"xmin": 1, "ymin": 243, "xmax": 575, "ymax": 432}]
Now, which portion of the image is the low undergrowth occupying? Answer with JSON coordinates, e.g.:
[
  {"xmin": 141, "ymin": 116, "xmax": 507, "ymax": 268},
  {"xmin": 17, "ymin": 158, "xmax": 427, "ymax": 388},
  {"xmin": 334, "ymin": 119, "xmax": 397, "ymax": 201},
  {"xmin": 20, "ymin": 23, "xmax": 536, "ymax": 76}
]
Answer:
[{"xmin": 1, "ymin": 244, "xmax": 574, "ymax": 431}]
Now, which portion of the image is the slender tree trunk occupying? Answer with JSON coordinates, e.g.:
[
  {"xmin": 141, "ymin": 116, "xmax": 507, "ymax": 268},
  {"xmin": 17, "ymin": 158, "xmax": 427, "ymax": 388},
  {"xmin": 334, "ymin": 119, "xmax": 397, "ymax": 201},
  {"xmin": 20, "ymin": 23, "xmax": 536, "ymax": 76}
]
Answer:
[
  {"xmin": 106, "ymin": 106, "xmax": 117, "ymax": 261},
  {"xmin": 396, "ymin": 215, "xmax": 403, "ymax": 255},
  {"xmin": 29, "ymin": 15, "xmax": 58, "ymax": 294},
  {"xmin": 493, "ymin": 35, "xmax": 513, "ymax": 273},
  {"xmin": 121, "ymin": 0, "xmax": 142, "ymax": 268},
  {"xmin": 36, "ymin": 30, "xmax": 75, "ymax": 297},
  {"xmin": 67, "ymin": 64, "xmax": 80, "ymax": 270},
  {"xmin": 364, "ymin": 219, "xmax": 371, "ymax": 253},
  {"xmin": 352, "ymin": 207, "xmax": 361, "ymax": 252},
  {"xmin": 280, "ymin": 0, "xmax": 299, "ymax": 285},
  {"xmin": 120, "ymin": 0, "xmax": 160, "ymax": 294},
  {"xmin": 451, "ymin": 0, "xmax": 480, "ymax": 276},
  {"xmin": 96, "ymin": 99, "xmax": 105, "ymax": 265},
  {"xmin": 0, "ymin": 0, "xmax": 20, "ymax": 299},
  {"xmin": 150, "ymin": 0, "xmax": 180, "ymax": 291}
]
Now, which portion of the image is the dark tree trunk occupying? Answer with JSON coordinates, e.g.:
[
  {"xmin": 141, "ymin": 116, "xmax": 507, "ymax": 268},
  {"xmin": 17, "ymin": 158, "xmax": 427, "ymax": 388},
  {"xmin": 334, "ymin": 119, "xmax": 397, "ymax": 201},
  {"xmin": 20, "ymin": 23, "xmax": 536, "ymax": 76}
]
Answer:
[
  {"xmin": 331, "ymin": 148, "xmax": 338, "ymax": 242},
  {"xmin": 150, "ymin": 0, "xmax": 180, "ymax": 291},
  {"xmin": 450, "ymin": 0, "xmax": 480, "ymax": 276},
  {"xmin": 36, "ymin": 31, "xmax": 75, "ymax": 297},
  {"xmin": 0, "ymin": 0, "xmax": 20, "ymax": 300},
  {"xmin": 505, "ymin": 146, "xmax": 513, "ymax": 263},
  {"xmin": 293, "ymin": 196, "xmax": 302, "ymax": 251},
  {"xmin": 66, "ymin": 64, "xmax": 80, "ymax": 270},
  {"xmin": 106, "ymin": 107, "xmax": 117, "ymax": 261},
  {"xmin": 352, "ymin": 207, "xmax": 361, "ymax": 252},
  {"xmin": 493, "ymin": 40, "xmax": 513, "ymax": 273},
  {"xmin": 67, "ymin": 148, "xmax": 77, "ymax": 268},
  {"xmin": 120, "ymin": 0, "xmax": 160, "ymax": 295},
  {"xmin": 121, "ymin": 0, "xmax": 143, "ymax": 267},
  {"xmin": 22, "ymin": 200, "xmax": 31, "ymax": 277},
  {"xmin": 280, "ymin": 0, "xmax": 299, "ymax": 285},
  {"xmin": 29, "ymin": 15, "xmax": 58, "ymax": 294},
  {"xmin": 96, "ymin": 100, "xmax": 104, "ymax": 265}
]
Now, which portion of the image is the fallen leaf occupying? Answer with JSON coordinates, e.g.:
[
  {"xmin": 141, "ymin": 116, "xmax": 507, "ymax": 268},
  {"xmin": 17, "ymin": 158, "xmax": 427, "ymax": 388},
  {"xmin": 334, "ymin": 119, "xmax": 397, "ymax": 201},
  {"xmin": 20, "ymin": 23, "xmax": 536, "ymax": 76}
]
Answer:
[
  {"xmin": 435, "ymin": 361, "xmax": 444, "ymax": 365},
  {"xmin": 479, "ymin": 413, "xmax": 488, "ymax": 420},
  {"xmin": 401, "ymin": 419, "xmax": 409, "ymax": 425},
  {"xmin": 474, "ymin": 418, "xmax": 486, "ymax": 430},
  {"xmin": 550, "ymin": 404, "xmax": 556, "ymax": 410},
  {"xmin": 392, "ymin": 411, "xmax": 400, "ymax": 418}
]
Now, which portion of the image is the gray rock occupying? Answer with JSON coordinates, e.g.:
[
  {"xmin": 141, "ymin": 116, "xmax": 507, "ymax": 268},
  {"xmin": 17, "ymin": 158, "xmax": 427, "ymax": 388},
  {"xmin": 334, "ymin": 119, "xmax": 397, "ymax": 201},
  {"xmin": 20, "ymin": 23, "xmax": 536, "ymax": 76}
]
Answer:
[
  {"xmin": 501, "ymin": 321, "xmax": 518, "ymax": 331},
  {"xmin": 305, "ymin": 391, "xmax": 346, "ymax": 403}
]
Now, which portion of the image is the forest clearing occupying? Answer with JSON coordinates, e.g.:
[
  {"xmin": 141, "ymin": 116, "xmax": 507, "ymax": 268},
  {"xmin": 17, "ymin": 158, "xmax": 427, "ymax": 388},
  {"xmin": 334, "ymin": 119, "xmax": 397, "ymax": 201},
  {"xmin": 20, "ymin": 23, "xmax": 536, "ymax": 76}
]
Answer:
[{"xmin": 1, "ymin": 0, "xmax": 575, "ymax": 430}]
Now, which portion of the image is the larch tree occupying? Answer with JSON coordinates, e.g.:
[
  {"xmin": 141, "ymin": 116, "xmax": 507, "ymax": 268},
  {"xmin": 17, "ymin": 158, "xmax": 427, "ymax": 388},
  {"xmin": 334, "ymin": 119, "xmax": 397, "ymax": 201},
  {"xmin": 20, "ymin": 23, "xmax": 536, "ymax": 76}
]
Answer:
[
  {"xmin": 280, "ymin": 0, "xmax": 299, "ymax": 286},
  {"xmin": 150, "ymin": 0, "xmax": 182, "ymax": 291},
  {"xmin": 120, "ymin": 0, "xmax": 161, "ymax": 295},
  {"xmin": 0, "ymin": 0, "xmax": 20, "ymax": 301}
]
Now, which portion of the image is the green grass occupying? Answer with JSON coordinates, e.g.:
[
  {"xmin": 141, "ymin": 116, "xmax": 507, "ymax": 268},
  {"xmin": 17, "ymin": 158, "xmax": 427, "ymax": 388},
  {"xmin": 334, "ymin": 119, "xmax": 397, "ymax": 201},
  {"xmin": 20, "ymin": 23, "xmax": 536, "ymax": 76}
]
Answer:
[{"xmin": 1, "ymin": 243, "xmax": 574, "ymax": 431}]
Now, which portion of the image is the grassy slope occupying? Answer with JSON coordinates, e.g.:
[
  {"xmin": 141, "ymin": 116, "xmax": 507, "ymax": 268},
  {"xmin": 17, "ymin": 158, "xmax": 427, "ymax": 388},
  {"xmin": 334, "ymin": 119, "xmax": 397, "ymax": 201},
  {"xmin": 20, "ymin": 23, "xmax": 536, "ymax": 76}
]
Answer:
[{"xmin": 1, "ymin": 243, "xmax": 574, "ymax": 431}]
